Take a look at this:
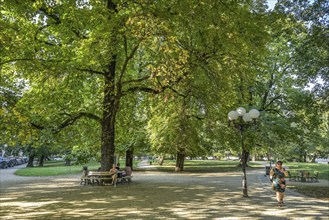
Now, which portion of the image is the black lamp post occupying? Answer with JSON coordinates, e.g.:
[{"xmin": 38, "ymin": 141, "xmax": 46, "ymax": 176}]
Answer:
[{"xmin": 228, "ymin": 107, "xmax": 260, "ymax": 197}]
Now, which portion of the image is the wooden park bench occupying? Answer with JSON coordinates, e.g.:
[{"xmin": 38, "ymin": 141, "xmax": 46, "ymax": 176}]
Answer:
[
  {"xmin": 309, "ymin": 172, "xmax": 319, "ymax": 182},
  {"xmin": 287, "ymin": 170, "xmax": 319, "ymax": 183},
  {"xmin": 81, "ymin": 171, "xmax": 116, "ymax": 186},
  {"xmin": 117, "ymin": 174, "xmax": 133, "ymax": 184},
  {"xmin": 287, "ymin": 171, "xmax": 297, "ymax": 181},
  {"xmin": 115, "ymin": 166, "xmax": 133, "ymax": 184}
]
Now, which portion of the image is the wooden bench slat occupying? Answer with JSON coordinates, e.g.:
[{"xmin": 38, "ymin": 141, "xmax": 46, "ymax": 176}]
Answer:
[{"xmin": 80, "ymin": 171, "xmax": 117, "ymax": 186}]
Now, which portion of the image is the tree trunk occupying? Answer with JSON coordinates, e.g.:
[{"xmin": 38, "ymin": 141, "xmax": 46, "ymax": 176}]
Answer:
[
  {"xmin": 175, "ymin": 151, "xmax": 185, "ymax": 172},
  {"xmin": 27, "ymin": 155, "xmax": 35, "ymax": 167},
  {"xmin": 266, "ymin": 153, "xmax": 271, "ymax": 161},
  {"xmin": 125, "ymin": 148, "xmax": 134, "ymax": 170},
  {"xmin": 100, "ymin": 66, "xmax": 119, "ymax": 171},
  {"xmin": 311, "ymin": 153, "xmax": 317, "ymax": 163},
  {"xmin": 100, "ymin": 1, "xmax": 120, "ymax": 172},
  {"xmin": 38, "ymin": 155, "xmax": 45, "ymax": 167},
  {"xmin": 159, "ymin": 157, "xmax": 164, "ymax": 165}
]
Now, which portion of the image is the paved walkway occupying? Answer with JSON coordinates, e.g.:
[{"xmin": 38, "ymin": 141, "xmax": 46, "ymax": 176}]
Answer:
[{"xmin": 0, "ymin": 163, "xmax": 328, "ymax": 219}]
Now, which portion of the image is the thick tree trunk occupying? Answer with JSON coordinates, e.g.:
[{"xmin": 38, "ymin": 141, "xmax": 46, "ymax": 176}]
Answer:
[
  {"xmin": 125, "ymin": 148, "xmax": 134, "ymax": 170},
  {"xmin": 303, "ymin": 152, "xmax": 307, "ymax": 162},
  {"xmin": 38, "ymin": 155, "xmax": 45, "ymax": 167},
  {"xmin": 175, "ymin": 151, "xmax": 185, "ymax": 172},
  {"xmin": 311, "ymin": 153, "xmax": 317, "ymax": 163},
  {"xmin": 159, "ymin": 157, "xmax": 164, "ymax": 165},
  {"xmin": 100, "ymin": 1, "xmax": 119, "ymax": 172},
  {"xmin": 27, "ymin": 155, "xmax": 35, "ymax": 167},
  {"xmin": 100, "ymin": 64, "xmax": 118, "ymax": 171}
]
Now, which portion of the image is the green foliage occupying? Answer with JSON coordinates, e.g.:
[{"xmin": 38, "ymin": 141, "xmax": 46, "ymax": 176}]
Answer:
[{"xmin": 1, "ymin": 0, "xmax": 327, "ymax": 167}]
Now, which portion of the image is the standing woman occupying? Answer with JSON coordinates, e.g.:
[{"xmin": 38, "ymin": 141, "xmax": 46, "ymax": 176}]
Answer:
[{"xmin": 270, "ymin": 161, "xmax": 289, "ymax": 206}]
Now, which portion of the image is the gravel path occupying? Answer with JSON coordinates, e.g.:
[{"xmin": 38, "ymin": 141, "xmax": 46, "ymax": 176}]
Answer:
[{"xmin": 0, "ymin": 163, "xmax": 328, "ymax": 219}]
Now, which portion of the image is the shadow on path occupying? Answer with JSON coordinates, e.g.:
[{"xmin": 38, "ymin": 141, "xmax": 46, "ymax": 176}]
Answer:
[{"xmin": 0, "ymin": 164, "xmax": 328, "ymax": 219}]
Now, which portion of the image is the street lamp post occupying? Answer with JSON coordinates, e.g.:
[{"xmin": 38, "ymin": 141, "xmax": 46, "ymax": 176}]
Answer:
[{"xmin": 228, "ymin": 107, "xmax": 260, "ymax": 198}]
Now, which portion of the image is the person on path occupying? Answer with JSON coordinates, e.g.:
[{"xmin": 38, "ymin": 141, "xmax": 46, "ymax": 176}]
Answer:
[{"xmin": 270, "ymin": 160, "xmax": 289, "ymax": 206}]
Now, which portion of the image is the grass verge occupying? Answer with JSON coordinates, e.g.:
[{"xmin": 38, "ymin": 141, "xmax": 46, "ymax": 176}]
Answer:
[
  {"xmin": 15, "ymin": 160, "xmax": 141, "ymax": 176},
  {"xmin": 284, "ymin": 162, "xmax": 329, "ymax": 181},
  {"xmin": 149, "ymin": 160, "xmax": 264, "ymax": 172},
  {"xmin": 15, "ymin": 161, "xmax": 99, "ymax": 176}
]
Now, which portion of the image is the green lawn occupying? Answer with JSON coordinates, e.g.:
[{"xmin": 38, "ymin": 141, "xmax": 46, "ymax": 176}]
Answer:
[
  {"xmin": 14, "ymin": 159, "xmax": 328, "ymax": 200},
  {"xmin": 15, "ymin": 159, "xmax": 328, "ymax": 182},
  {"xmin": 15, "ymin": 160, "xmax": 141, "ymax": 176},
  {"xmin": 15, "ymin": 161, "xmax": 97, "ymax": 176},
  {"xmin": 149, "ymin": 160, "xmax": 329, "ymax": 181},
  {"xmin": 152, "ymin": 160, "xmax": 264, "ymax": 172},
  {"xmin": 283, "ymin": 162, "xmax": 329, "ymax": 181}
]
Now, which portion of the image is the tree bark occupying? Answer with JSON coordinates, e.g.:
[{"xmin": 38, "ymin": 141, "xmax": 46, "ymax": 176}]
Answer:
[
  {"xmin": 303, "ymin": 152, "xmax": 307, "ymax": 162},
  {"xmin": 311, "ymin": 153, "xmax": 317, "ymax": 163},
  {"xmin": 100, "ymin": 0, "xmax": 119, "ymax": 172},
  {"xmin": 175, "ymin": 151, "xmax": 185, "ymax": 171},
  {"xmin": 38, "ymin": 155, "xmax": 45, "ymax": 167},
  {"xmin": 100, "ymin": 61, "xmax": 119, "ymax": 171},
  {"xmin": 125, "ymin": 148, "xmax": 134, "ymax": 170},
  {"xmin": 159, "ymin": 156, "xmax": 164, "ymax": 165},
  {"xmin": 266, "ymin": 153, "xmax": 271, "ymax": 161},
  {"xmin": 26, "ymin": 155, "xmax": 34, "ymax": 167}
]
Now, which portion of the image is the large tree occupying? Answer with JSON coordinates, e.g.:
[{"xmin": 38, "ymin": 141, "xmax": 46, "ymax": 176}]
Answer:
[
  {"xmin": 1, "ymin": 1, "xmax": 270, "ymax": 172},
  {"xmin": 1, "ymin": 0, "xmax": 191, "ymax": 170}
]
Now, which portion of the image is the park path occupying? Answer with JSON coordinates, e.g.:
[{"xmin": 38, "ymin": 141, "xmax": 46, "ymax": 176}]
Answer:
[
  {"xmin": 0, "ymin": 162, "xmax": 328, "ymax": 219},
  {"xmin": 0, "ymin": 164, "xmax": 41, "ymax": 188}
]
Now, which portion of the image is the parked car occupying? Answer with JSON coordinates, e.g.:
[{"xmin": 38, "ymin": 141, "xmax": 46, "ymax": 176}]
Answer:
[
  {"xmin": 0, "ymin": 159, "xmax": 8, "ymax": 169},
  {"xmin": 6, "ymin": 158, "xmax": 17, "ymax": 167},
  {"xmin": 14, "ymin": 158, "xmax": 24, "ymax": 165},
  {"xmin": 1, "ymin": 157, "xmax": 16, "ymax": 167},
  {"xmin": 20, "ymin": 157, "xmax": 28, "ymax": 163}
]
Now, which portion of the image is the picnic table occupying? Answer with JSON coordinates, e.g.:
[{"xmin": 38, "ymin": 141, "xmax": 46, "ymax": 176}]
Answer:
[
  {"xmin": 288, "ymin": 170, "xmax": 319, "ymax": 183},
  {"xmin": 298, "ymin": 170, "xmax": 309, "ymax": 182}
]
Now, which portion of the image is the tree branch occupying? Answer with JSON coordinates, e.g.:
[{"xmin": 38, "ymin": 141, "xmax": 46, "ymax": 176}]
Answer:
[
  {"xmin": 55, "ymin": 112, "xmax": 101, "ymax": 133},
  {"xmin": 264, "ymin": 108, "xmax": 282, "ymax": 115},
  {"xmin": 76, "ymin": 68, "xmax": 106, "ymax": 75},
  {"xmin": 118, "ymin": 37, "xmax": 143, "ymax": 84},
  {"xmin": 0, "ymin": 58, "xmax": 33, "ymax": 66},
  {"xmin": 123, "ymin": 71, "xmax": 188, "ymax": 95},
  {"xmin": 31, "ymin": 123, "xmax": 45, "ymax": 130},
  {"xmin": 263, "ymin": 95, "xmax": 282, "ymax": 110},
  {"xmin": 30, "ymin": 112, "xmax": 101, "ymax": 133},
  {"xmin": 187, "ymin": 114, "xmax": 204, "ymax": 120},
  {"xmin": 121, "ymin": 75, "xmax": 150, "ymax": 85}
]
